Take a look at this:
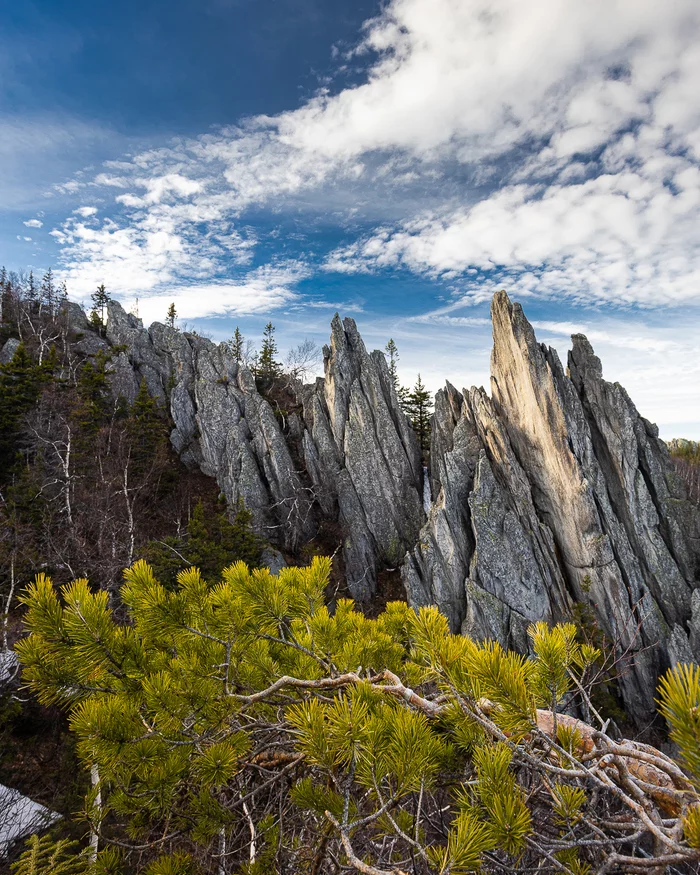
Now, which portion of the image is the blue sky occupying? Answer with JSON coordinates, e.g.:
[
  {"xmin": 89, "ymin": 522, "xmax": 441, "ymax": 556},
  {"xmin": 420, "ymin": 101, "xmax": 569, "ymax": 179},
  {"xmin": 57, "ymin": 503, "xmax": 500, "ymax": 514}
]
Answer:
[{"xmin": 3, "ymin": 0, "xmax": 700, "ymax": 438}]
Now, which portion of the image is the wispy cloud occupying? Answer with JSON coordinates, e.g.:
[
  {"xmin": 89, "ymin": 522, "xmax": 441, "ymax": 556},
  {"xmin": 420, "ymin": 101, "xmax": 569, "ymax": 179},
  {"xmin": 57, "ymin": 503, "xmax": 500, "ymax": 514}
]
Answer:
[
  {"xmin": 47, "ymin": 0, "xmax": 700, "ymax": 317},
  {"xmin": 123, "ymin": 261, "xmax": 308, "ymax": 325}
]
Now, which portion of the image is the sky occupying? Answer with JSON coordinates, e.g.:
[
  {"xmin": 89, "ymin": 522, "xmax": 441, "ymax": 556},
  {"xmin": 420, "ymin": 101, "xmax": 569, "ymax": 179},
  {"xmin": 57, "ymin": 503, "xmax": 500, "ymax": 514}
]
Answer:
[{"xmin": 2, "ymin": 0, "xmax": 700, "ymax": 439}]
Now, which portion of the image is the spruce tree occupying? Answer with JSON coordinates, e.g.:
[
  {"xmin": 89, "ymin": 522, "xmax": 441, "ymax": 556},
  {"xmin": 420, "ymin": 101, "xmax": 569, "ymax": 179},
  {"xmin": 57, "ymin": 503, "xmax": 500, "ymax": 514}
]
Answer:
[
  {"xmin": 73, "ymin": 350, "xmax": 111, "ymax": 440},
  {"xmin": 90, "ymin": 284, "xmax": 111, "ymax": 336},
  {"xmin": 0, "ymin": 343, "xmax": 46, "ymax": 472},
  {"xmin": 26, "ymin": 270, "xmax": 37, "ymax": 305},
  {"xmin": 385, "ymin": 337, "xmax": 409, "ymax": 406},
  {"xmin": 40, "ymin": 269, "xmax": 55, "ymax": 315},
  {"xmin": 141, "ymin": 498, "xmax": 262, "ymax": 585},
  {"xmin": 405, "ymin": 373, "xmax": 433, "ymax": 453},
  {"xmin": 128, "ymin": 379, "xmax": 167, "ymax": 473},
  {"xmin": 385, "ymin": 338, "xmax": 399, "ymax": 388},
  {"xmin": 257, "ymin": 321, "xmax": 282, "ymax": 390},
  {"xmin": 165, "ymin": 302, "xmax": 177, "ymax": 329},
  {"xmin": 229, "ymin": 326, "xmax": 245, "ymax": 363}
]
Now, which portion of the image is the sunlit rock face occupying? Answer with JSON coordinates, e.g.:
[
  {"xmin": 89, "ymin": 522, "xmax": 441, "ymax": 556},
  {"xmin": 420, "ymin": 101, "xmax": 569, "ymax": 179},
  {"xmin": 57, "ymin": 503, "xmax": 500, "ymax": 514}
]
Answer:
[{"xmin": 404, "ymin": 290, "xmax": 700, "ymax": 725}]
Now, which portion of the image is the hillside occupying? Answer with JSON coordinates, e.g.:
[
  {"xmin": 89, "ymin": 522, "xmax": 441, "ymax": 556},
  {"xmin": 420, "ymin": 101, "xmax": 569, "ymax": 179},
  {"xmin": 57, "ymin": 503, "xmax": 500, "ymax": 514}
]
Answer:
[{"xmin": 1, "ymin": 277, "xmax": 700, "ymax": 873}]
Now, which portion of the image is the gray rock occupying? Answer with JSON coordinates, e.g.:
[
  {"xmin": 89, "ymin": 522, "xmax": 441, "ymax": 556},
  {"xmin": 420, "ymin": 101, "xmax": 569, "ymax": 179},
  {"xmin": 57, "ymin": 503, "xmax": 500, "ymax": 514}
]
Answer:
[
  {"xmin": 0, "ymin": 338, "xmax": 20, "ymax": 364},
  {"xmin": 106, "ymin": 351, "xmax": 141, "ymax": 404},
  {"xmin": 404, "ymin": 290, "xmax": 699, "ymax": 728},
  {"xmin": 72, "ymin": 333, "xmax": 111, "ymax": 356},
  {"xmin": 689, "ymin": 589, "xmax": 700, "ymax": 659},
  {"xmin": 668, "ymin": 624, "xmax": 695, "ymax": 667},
  {"xmin": 59, "ymin": 301, "xmax": 90, "ymax": 334},
  {"xmin": 260, "ymin": 547, "xmax": 287, "ymax": 575},
  {"xmin": 306, "ymin": 315, "xmax": 425, "ymax": 599}
]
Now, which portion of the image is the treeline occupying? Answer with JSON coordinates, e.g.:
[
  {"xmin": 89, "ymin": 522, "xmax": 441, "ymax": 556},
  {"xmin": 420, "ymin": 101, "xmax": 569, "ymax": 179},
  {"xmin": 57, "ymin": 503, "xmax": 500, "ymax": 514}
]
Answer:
[
  {"xmin": 0, "ymin": 271, "xmax": 264, "ymax": 633},
  {"xmin": 669, "ymin": 439, "xmax": 700, "ymax": 505}
]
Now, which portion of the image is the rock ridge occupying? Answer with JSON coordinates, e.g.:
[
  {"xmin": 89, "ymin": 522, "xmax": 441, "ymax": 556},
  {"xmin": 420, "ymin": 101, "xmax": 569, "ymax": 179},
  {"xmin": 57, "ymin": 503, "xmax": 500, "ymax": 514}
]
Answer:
[
  {"xmin": 402, "ymin": 290, "xmax": 699, "ymax": 725},
  {"xmin": 101, "ymin": 301, "xmax": 424, "ymax": 600},
  {"xmin": 61, "ymin": 294, "xmax": 699, "ymax": 725}
]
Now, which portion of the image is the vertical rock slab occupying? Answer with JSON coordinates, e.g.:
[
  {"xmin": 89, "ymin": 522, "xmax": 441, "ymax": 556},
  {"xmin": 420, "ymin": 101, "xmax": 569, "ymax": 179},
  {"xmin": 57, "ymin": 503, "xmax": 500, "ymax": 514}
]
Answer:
[
  {"xmin": 489, "ymin": 291, "xmax": 683, "ymax": 722},
  {"xmin": 305, "ymin": 315, "xmax": 425, "ymax": 600},
  {"xmin": 404, "ymin": 384, "xmax": 568, "ymax": 642},
  {"xmin": 568, "ymin": 334, "xmax": 699, "ymax": 611},
  {"xmin": 404, "ymin": 291, "xmax": 698, "ymax": 726}
]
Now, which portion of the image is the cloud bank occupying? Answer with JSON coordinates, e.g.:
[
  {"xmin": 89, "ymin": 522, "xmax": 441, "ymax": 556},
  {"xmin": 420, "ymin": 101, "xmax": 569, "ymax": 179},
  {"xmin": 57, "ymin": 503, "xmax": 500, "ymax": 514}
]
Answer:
[{"xmin": 47, "ymin": 0, "xmax": 700, "ymax": 320}]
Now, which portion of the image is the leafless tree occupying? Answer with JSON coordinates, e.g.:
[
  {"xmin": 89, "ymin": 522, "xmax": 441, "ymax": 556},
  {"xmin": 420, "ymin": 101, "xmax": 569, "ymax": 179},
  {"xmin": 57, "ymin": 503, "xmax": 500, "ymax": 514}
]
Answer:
[{"xmin": 285, "ymin": 338, "xmax": 322, "ymax": 383}]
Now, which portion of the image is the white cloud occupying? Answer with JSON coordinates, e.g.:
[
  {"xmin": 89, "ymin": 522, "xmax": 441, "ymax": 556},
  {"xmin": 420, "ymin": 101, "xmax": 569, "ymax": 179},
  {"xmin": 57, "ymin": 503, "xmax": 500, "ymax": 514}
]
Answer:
[
  {"xmin": 23, "ymin": 218, "xmax": 43, "ymax": 228},
  {"xmin": 120, "ymin": 262, "xmax": 307, "ymax": 324},
  {"xmin": 46, "ymin": 0, "xmax": 700, "ymax": 350},
  {"xmin": 326, "ymin": 154, "xmax": 700, "ymax": 306},
  {"xmin": 74, "ymin": 206, "xmax": 98, "ymax": 217}
]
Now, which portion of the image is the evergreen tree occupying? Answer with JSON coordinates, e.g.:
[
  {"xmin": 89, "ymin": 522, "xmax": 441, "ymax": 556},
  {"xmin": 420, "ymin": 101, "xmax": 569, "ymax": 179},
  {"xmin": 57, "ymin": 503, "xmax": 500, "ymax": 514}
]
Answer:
[
  {"xmin": 385, "ymin": 338, "xmax": 399, "ymax": 388},
  {"xmin": 405, "ymin": 373, "xmax": 433, "ymax": 453},
  {"xmin": 15, "ymin": 562, "xmax": 700, "ymax": 875},
  {"xmin": 141, "ymin": 498, "xmax": 262, "ymax": 585},
  {"xmin": 26, "ymin": 270, "xmax": 37, "ymax": 305},
  {"xmin": 165, "ymin": 302, "xmax": 177, "ymax": 329},
  {"xmin": 385, "ymin": 337, "xmax": 409, "ymax": 406},
  {"xmin": 256, "ymin": 321, "xmax": 282, "ymax": 390},
  {"xmin": 0, "ymin": 343, "xmax": 50, "ymax": 473},
  {"xmin": 229, "ymin": 326, "xmax": 245, "ymax": 363},
  {"xmin": 89, "ymin": 284, "xmax": 110, "ymax": 336},
  {"xmin": 40, "ymin": 269, "xmax": 55, "ymax": 315},
  {"xmin": 127, "ymin": 379, "xmax": 167, "ymax": 473},
  {"xmin": 73, "ymin": 350, "xmax": 112, "ymax": 441}
]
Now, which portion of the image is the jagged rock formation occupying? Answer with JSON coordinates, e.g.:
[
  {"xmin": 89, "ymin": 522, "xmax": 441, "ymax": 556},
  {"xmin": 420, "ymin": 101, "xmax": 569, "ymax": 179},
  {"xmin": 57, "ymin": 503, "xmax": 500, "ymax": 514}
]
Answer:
[
  {"xmin": 101, "ymin": 302, "xmax": 424, "ymax": 599},
  {"xmin": 59, "ymin": 293, "xmax": 699, "ymax": 724},
  {"xmin": 403, "ymin": 291, "xmax": 700, "ymax": 724}
]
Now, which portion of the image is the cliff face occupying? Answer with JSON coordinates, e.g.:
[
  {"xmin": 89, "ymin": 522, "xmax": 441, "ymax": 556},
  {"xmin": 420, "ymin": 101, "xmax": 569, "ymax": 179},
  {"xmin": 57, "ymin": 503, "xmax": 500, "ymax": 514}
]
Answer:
[
  {"xmin": 104, "ymin": 302, "xmax": 424, "ymax": 600},
  {"xmin": 93, "ymin": 293, "xmax": 699, "ymax": 724},
  {"xmin": 403, "ymin": 291, "xmax": 700, "ymax": 724}
]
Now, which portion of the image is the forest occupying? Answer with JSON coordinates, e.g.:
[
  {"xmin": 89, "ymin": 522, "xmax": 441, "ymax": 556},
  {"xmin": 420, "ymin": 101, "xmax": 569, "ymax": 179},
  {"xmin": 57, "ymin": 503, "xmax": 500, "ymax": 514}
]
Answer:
[{"xmin": 1, "ymin": 268, "xmax": 700, "ymax": 875}]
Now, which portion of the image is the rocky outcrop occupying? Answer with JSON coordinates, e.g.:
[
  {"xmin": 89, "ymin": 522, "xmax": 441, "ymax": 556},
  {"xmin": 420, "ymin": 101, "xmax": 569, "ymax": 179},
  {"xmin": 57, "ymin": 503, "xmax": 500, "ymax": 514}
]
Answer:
[
  {"xmin": 98, "ymin": 302, "xmax": 423, "ymax": 599},
  {"xmin": 403, "ymin": 291, "xmax": 700, "ymax": 725},
  {"xmin": 64, "ymin": 293, "xmax": 698, "ymax": 724},
  {"xmin": 0, "ymin": 338, "xmax": 20, "ymax": 364},
  {"xmin": 301, "ymin": 315, "xmax": 424, "ymax": 598}
]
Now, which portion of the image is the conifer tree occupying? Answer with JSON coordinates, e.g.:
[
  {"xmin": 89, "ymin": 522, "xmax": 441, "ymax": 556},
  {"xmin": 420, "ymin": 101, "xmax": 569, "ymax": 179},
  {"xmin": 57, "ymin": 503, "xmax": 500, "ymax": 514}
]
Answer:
[
  {"xmin": 0, "ymin": 343, "xmax": 51, "ymax": 472},
  {"xmin": 405, "ymin": 373, "xmax": 433, "ymax": 453},
  {"xmin": 385, "ymin": 338, "xmax": 399, "ymax": 387},
  {"xmin": 229, "ymin": 326, "xmax": 245, "ymax": 363},
  {"xmin": 141, "ymin": 498, "xmax": 263, "ymax": 585},
  {"xmin": 256, "ymin": 321, "xmax": 282, "ymax": 390},
  {"xmin": 127, "ymin": 379, "xmax": 167, "ymax": 473},
  {"xmin": 40, "ymin": 269, "xmax": 55, "ymax": 315},
  {"xmin": 385, "ymin": 337, "xmax": 409, "ymax": 406},
  {"xmin": 73, "ymin": 350, "xmax": 112, "ymax": 441},
  {"xmin": 89, "ymin": 284, "xmax": 110, "ymax": 336},
  {"xmin": 26, "ymin": 270, "xmax": 37, "ymax": 305},
  {"xmin": 14, "ymin": 561, "xmax": 700, "ymax": 875},
  {"xmin": 165, "ymin": 302, "xmax": 177, "ymax": 329}
]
